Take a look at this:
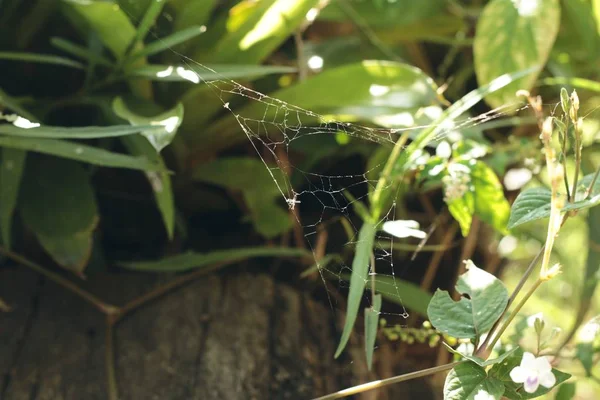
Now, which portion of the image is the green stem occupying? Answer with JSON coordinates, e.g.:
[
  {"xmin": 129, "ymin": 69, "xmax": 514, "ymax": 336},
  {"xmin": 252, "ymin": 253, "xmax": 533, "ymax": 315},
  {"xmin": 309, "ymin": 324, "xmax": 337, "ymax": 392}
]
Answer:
[
  {"xmin": 487, "ymin": 279, "xmax": 544, "ymax": 351},
  {"xmin": 370, "ymin": 132, "xmax": 410, "ymax": 219},
  {"xmin": 312, "ymin": 361, "xmax": 462, "ymax": 400}
]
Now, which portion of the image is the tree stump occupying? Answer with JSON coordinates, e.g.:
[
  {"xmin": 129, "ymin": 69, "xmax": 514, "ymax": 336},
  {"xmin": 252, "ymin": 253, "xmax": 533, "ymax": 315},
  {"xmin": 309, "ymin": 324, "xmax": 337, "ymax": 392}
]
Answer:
[{"xmin": 0, "ymin": 267, "xmax": 436, "ymax": 399}]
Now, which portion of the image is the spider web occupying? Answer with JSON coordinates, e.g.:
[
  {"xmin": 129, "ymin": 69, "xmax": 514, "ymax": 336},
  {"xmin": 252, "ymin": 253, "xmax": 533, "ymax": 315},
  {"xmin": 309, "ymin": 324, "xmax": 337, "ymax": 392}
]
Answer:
[{"xmin": 117, "ymin": 4, "xmax": 534, "ymax": 332}]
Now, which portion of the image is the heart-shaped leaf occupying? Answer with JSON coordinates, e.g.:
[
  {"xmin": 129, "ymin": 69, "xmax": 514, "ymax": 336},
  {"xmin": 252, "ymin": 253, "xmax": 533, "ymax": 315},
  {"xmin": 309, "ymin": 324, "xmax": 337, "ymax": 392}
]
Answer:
[
  {"xmin": 428, "ymin": 260, "xmax": 508, "ymax": 339},
  {"xmin": 444, "ymin": 362, "xmax": 505, "ymax": 400}
]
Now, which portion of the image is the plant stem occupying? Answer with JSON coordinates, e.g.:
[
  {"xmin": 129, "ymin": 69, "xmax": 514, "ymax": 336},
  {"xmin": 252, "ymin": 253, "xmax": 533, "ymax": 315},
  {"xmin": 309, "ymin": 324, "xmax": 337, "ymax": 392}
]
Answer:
[
  {"xmin": 105, "ymin": 317, "xmax": 119, "ymax": 400},
  {"xmin": 487, "ymin": 278, "xmax": 544, "ymax": 352},
  {"xmin": 561, "ymin": 118, "xmax": 571, "ymax": 201},
  {"xmin": 312, "ymin": 361, "xmax": 462, "ymax": 400},
  {"xmin": 370, "ymin": 132, "xmax": 410, "ymax": 219},
  {"xmin": 0, "ymin": 246, "xmax": 119, "ymax": 315},
  {"xmin": 571, "ymin": 123, "xmax": 582, "ymax": 202},
  {"xmin": 585, "ymin": 164, "xmax": 600, "ymax": 199}
]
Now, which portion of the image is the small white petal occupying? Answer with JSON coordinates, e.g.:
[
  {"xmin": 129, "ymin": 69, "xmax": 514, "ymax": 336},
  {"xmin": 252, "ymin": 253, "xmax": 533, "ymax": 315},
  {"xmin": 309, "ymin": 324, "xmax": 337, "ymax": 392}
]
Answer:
[
  {"xmin": 510, "ymin": 366, "xmax": 527, "ymax": 383},
  {"xmin": 539, "ymin": 371, "xmax": 556, "ymax": 388},
  {"xmin": 520, "ymin": 352, "xmax": 536, "ymax": 369},
  {"xmin": 532, "ymin": 356, "xmax": 552, "ymax": 373},
  {"xmin": 523, "ymin": 375, "xmax": 540, "ymax": 393}
]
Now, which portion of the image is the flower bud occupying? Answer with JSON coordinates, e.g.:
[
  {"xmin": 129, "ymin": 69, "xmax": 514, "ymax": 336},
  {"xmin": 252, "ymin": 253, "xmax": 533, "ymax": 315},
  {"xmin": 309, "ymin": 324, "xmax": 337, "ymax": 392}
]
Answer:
[
  {"xmin": 570, "ymin": 89, "xmax": 579, "ymax": 121},
  {"xmin": 560, "ymin": 88, "xmax": 570, "ymax": 115}
]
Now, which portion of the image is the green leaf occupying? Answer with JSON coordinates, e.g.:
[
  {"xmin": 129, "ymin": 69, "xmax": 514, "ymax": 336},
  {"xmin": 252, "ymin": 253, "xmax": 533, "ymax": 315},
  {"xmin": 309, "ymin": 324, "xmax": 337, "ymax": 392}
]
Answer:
[
  {"xmin": 427, "ymin": 261, "xmax": 508, "ymax": 339},
  {"xmin": 554, "ymin": 382, "xmax": 576, "ymax": 400},
  {"xmin": 118, "ymin": 246, "xmax": 311, "ymax": 272},
  {"xmin": 365, "ymin": 294, "xmax": 382, "ymax": 371},
  {"xmin": 508, "ymin": 172, "xmax": 600, "ymax": 229},
  {"xmin": 474, "ymin": 0, "xmax": 560, "ymax": 108},
  {"xmin": 50, "ymin": 37, "xmax": 113, "ymax": 67},
  {"xmin": 121, "ymin": 135, "xmax": 175, "ymax": 239},
  {"xmin": 0, "ymin": 123, "xmax": 166, "ymax": 139},
  {"xmin": 128, "ymin": 63, "xmax": 297, "ymax": 82},
  {"xmin": 172, "ymin": 0, "xmax": 217, "ymax": 39},
  {"xmin": 191, "ymin": 157, "xmax": 292, "ymax": 238},
  {"xmin": 444, "ymin": 343, "xmax": 520, "ymax": 368},
  {"xmin": 489, "ymin": 348, "xmax": 571, "ymax": 399},
  {"xmin": 335, "ymin": 221, "xmax": 377, "ymax": 358},
  {"xmin": 130, "ymin": 26, "xmax": 206, "ymax": 59},
  {"xmin": 0, "ymin": 51, "xmax": 83, "ymax": 69},
  {"xmin": 112, "ymin": 97, "xmax": 183, "ymax": 152},
  {"xmin": 0, "ymin": 149, "xmax": 26, "ymax": 249},
  {"xmin": 20, "ymin": 157, "xmax": 98, "ymax": 272},
  {"xmin": 131, "ymin": 0, "xmax": 166, "ymax": 47},
  {"xmin": 444, "ymin": 362, "xmax": 505, "ymax": 400},
  {"xmin": 0, "ymin": 136, "xmax": 164, "ymax": 171},
  {"xmin": 575, "ymin": 342, "xmax": 593, "ymax": 376},
  {"xmin": 447, "ymin": 160, "xmax": 510, "ymax": 236},
  {"xmin": 0, "ymin": 87, "xmax": 36, "ymax": 120},
  {"xmin": 540, "ymin": 76, "xmax": 600, "ymax": 93},
  {"xmin": 198, "ymin": 61, "xmax": 440, "ymax": 152}
]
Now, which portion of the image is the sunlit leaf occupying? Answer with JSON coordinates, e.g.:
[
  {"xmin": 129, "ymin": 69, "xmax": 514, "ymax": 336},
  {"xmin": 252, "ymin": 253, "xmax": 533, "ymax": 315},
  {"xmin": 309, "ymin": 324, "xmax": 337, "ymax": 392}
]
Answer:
[
  {"xmin": 474, "ymin": 0, "xmax": 560, "ymax": 108},
  {"xmin": 427, "ymin": 261, "xmax": 508, "ymax": 339}
]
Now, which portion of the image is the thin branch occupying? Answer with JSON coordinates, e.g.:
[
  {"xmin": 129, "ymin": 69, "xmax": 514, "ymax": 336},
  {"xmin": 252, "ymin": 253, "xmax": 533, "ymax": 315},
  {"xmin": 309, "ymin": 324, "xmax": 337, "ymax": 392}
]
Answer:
[
  {"xmin": 105, "ymin": 317, "xmax": 119, "ymax": 400},
  {"xmin": 311, "ymin": 361, "xmax": 462, "ymax": 400}
]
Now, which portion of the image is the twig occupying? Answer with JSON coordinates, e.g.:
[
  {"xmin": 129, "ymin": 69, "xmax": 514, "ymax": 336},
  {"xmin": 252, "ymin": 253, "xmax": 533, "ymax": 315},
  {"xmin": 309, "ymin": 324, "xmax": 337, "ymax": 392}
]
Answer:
[
  {"xmin": 294, "ymin": 31, "xmax": 308, "ymax": 82},
  {"xmin": 420, "ymin": 223, "xmax": 459, "ymax": 291},
  {"xmin": 0, "ymin": 246, "xmax": 119, "ymax": 315},
  {"xmin": 311, "ymin": 361, "xmax": 462, "ymax": 400},
  {"xmin": 106, "ymin": 317, "xmax": 119, "ymax": 400}
]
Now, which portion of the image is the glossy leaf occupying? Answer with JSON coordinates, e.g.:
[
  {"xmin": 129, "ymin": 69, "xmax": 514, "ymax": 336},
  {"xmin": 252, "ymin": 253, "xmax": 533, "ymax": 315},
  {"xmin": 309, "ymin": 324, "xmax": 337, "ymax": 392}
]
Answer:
[
  {"xmin": 365, "ymin": 294, "xmax": 381, "ymax": 371},
  {"xmin": 20, "ymin": 157, "xmax": 98, "ymax": 272},
  {"xmin": 444, "ymin": 362, "xmax": 505, "ymax": 400},
  {"xmin": 427, "ymin": 261, "xmax": 508, "ymax": 339},
  {"xmin": 0, "ymin": 148, "xmax": 26, "ymax": 249},
  {"xmin": 0, "ymin": 123, "xmax": 165, "ymax": 139},
  {"xmin": 508, "ymin": 172, "xmax": 600, "ymax": 229},
  {"xmin": 489, "ymin": 348, "xmax": 571, "ymax": 399},
  {"xmin": 128, "ymin": 63, "xmax": 296, "ymax": 82},
  {"xmin": 191, "ymin": 157, "xmax": 292, "ymax": 238},
  {"xmin": 0, "ymin": 136, "xmax": 163, "ymax": 171},
  {"xmin": 474, "ymin": 0, "xmax": 560, "ymax": 108},
  {"xmin": 0, "ymin": 51, "xmax": 83, "ymax": 69},
  {"xmin": 335, "ymin": 221, "xmax": 377, "ymax": 358},
  {"xmin": 112, "ymin": 97, "xmax": 183, "ymax": 152},
  {"xmin": 119, "ymin": 246, "xmax": 311, "ymax": 272}
]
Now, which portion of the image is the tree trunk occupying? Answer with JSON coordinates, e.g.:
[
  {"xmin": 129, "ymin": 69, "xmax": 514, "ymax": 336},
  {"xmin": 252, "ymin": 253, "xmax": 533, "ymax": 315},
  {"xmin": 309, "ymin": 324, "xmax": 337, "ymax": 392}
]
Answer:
[{"xmin": 0, "ymin": 267, "xmax": 435, "ymax": 400}]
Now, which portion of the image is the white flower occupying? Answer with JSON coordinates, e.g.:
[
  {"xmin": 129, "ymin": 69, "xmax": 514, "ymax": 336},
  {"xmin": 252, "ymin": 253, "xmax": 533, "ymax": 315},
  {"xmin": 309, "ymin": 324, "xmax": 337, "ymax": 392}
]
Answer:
[{"xmin": 510, "ymin": 352, "xmax": 556, "ymax": 393}]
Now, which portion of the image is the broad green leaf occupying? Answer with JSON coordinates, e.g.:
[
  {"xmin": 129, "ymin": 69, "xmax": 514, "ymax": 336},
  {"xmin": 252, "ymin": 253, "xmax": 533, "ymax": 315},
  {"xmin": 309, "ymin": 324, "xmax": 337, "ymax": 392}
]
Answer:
[
  {"xmin": 50, "ymin": 37, "xmax": 113, "ymax": 66},
  {"xmin": 335, "ymin": 221, "xmax": 377, "ymax": 358},
  {"xmin": 208, "ymin": 0, "xmax": 321, "ymax": 64},
  {"xmin": 427, "ymin": 261, "xmax": 508, "ymax": 339},
  {"xmin": 554, "ymin": 382, "xmax": 576, "ymax": 400},
  {"xmin": 474, "ymin": 0, "xmax": 560, "ymax": 108},
  {"xmin": 508, "ymin": 172, "xmax": 600, "ymax": 229},
  {"xmin": 118, "ymin": 246, "xmax": 311, "ymax": 272},
  {"xmin": 197, "ymin": 61, "xmax": 439, "ymax": 152},
  {"xmin": 128, "ymin": 63, "xmax": 297, "ymax": 82},
  {"xmin": 112, "ymin": 97, "xmax": 183, "ymax": 152},
  {"xmin": 444, "ymin": 343, "xmax": 519, "ymax": 367},
  {"xmin": 191, "ymin": 157, "xmax": 292, "ymax": 238},
  {"xmin": 365, "ymin": 294, "xmax": 382, "ymax": 371},
  {"xmin": 0, "ymin": 123, "xmax": 165, "ymax": 139},
  {"xmin": 444, "ymin": 362, "xmax": 505, "ymax": 400},
  {"xmin": 122, "ymin": 135, "xmax": 175, "ymax": 239},
  {"xmin": 447, "ymin": 160, "xmax": 510, "ymax": 236},
  {"xmin": 20, "ymin": 157, "xmax": 98, "ymax": 272},
  {"xmin": 0, "ymin": 136, "xmax": 164, "ymax": 171},
  {"xmin": 489, "ymin": 348, "xmax": 571, "ymax": 399},
  {"xmin": 0, "ymin": 52, "xmax": 83, "ymax": 69},
  {"xmin": 130, "ymin": 26, "xmax": 206, "ymax": 59},
  {"xmin": 0, "ymin": 149, "xmax": 26, "ymax": 249},
  {"xmin": 319, "ymin": 0, "xmax": 445, "ymax": 28}
]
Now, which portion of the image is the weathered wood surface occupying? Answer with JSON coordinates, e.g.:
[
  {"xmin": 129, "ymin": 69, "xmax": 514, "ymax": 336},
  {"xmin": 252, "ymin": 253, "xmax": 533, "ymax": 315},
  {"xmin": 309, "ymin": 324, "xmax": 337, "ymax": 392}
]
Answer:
[{"xmin": 0, "ymin": 267, "xmax": 436, "ymax": 400}]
